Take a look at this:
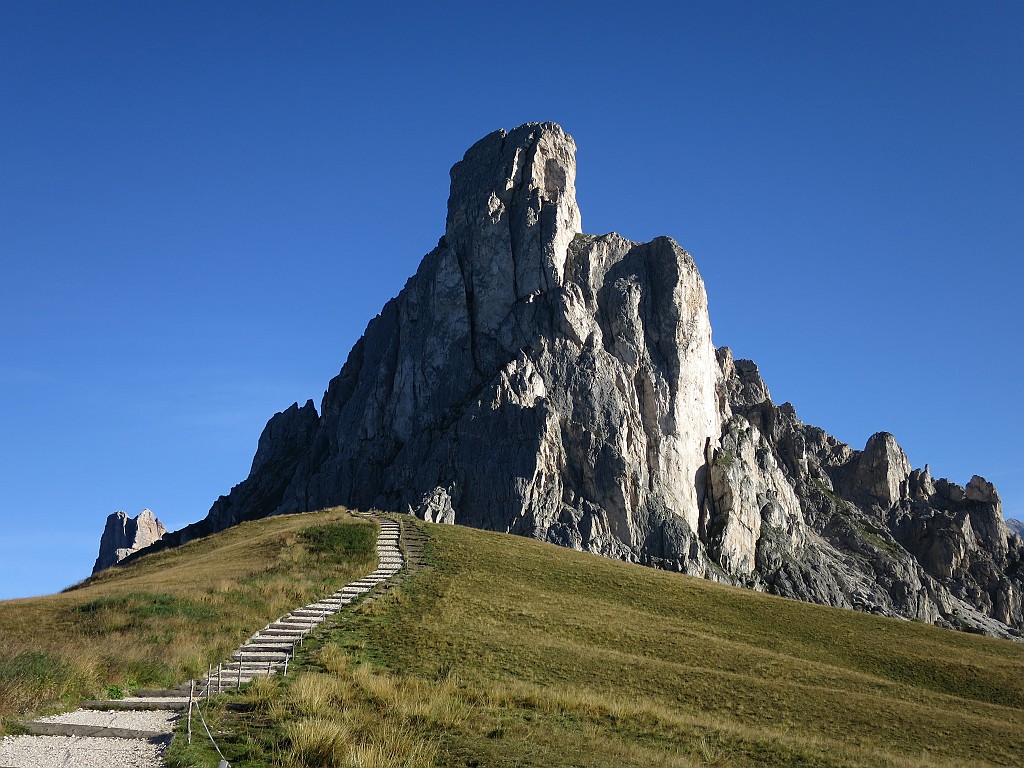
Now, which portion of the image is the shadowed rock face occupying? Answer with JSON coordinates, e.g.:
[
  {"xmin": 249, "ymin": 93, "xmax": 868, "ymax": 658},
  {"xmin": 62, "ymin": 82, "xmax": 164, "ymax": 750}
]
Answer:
[
  {"xmin": 93, "ymin": 509, "xmax": 167, "ymax": 573},
  {"xmin": 125, "ymin": 122, "xmax": 1023, "ymax": 639}
]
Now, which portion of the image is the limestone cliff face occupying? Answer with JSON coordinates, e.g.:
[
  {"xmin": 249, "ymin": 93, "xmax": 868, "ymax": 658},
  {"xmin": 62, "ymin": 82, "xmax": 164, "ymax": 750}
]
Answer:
[
  {"xmin": 130, "ymin": 122, "xmax": 1022, "ymax": 639},
  {"xmin": 261, "ymin": 122, "xmax": 724, "ymax": 569},
  {"xmin": 93, "ymin": 509, "xmax": 167, "ymax": 573},
  {"xmin": 711, "ymin": 353, "xmax": 1023, "ymax": 638}
]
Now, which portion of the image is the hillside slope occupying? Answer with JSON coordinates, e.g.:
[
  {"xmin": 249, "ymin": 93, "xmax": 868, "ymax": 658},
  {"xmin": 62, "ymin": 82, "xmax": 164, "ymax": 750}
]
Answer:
[
  {"xmin": 181, "ymin": 518, "xmax": 1024, "ymax": 768},
  {"xmin": 0, "ymin": 508, "xmax": 376, "ymax": 727}
]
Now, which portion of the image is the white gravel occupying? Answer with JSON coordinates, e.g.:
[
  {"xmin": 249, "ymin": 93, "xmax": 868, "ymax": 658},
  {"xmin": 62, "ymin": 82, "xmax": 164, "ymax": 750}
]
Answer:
[
  {"xmin": 36, "ymin": 708, "xmax": 178, "ymax": 732},
  {"xmin": 0, "ymin": 734, "xmax": 166, "ymax": 768}
]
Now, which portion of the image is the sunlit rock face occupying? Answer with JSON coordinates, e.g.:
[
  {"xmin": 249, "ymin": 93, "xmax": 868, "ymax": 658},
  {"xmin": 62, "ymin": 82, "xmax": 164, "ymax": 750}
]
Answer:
[
  {"xmin": 140, "ymin": 122, "xmax": 1022, "ymax": 639},
  {"xmin": 93, "ymin": 509, "xmax": 167, "ymax": 573},
  {"xmin": 712, "ymin": 354, "xmax": 1023, "ymax": 639},
  {"xmin": 263, "ymin": 122, "xmax": 725, "ymax": 569}
]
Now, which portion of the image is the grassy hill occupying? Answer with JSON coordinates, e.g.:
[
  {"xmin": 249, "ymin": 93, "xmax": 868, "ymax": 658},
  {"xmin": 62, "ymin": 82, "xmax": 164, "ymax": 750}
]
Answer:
[
  {"xmin": 3, "ymin": 509, "xmax": 1022, "ymax": 766},
  {"xmin": 0, "ymin": 508, "xmax": 376, "ymax": 727},
  {"xmin": 165, "ymin": 515, "xmax": 1024, "ymax": 768}
]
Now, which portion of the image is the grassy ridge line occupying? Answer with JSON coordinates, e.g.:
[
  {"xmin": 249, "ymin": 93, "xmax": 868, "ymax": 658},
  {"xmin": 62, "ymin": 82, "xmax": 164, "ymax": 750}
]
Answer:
[
  {"xmin": 0, "ymin": 507, "xmax": 377, "ymax": 728},
  {"xmin": 182, "ymin": 519, "xmax": 1024, "ymax": 768}
]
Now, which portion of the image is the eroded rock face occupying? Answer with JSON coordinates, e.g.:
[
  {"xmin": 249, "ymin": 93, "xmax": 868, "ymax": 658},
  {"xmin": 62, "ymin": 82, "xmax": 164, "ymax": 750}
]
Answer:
[
  {"xmin": 189, "ymin": 122, "xmax": 722, "ymax": 571},
  {"xmin": 130, "ymin": 122, "xmax": 1022, "ymax": 639},
  {"xmin": 849, "ymin": 432, "xmax": 911, "ymax": 509},
  {"xmin": 93, "ymin": 509, "xmax": 167, "ymax": 573},
  {"xmin": 706, "ymin": 415, "xmax": 805, "ymax": 576}
]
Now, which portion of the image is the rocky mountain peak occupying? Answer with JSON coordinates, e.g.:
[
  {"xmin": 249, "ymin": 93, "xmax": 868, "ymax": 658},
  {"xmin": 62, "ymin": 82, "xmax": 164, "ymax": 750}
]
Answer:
[
  {"xmin": 92, "ymin": 508, "xmax": 166, "ymax": 574},
  {"xmin": 441, "ymin": 122, "xmax": 582, "ymax": 376},
  {"xmin": 850, "ymin": 431, "xmax": 912, "ymax": 509},
  {"xmin": 111, "ymin": 122, "xmax": 1023, "ymax": 640}
]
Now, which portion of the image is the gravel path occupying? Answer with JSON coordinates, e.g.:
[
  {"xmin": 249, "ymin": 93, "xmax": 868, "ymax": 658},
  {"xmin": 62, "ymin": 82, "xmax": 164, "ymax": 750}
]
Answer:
[
  {"xmin": 36, "ymin": 708, "xmax": 178, "ymax": 732},
  {"xmin": 0, "ymin": 734, "xmax": 167, "ymax": 768}
]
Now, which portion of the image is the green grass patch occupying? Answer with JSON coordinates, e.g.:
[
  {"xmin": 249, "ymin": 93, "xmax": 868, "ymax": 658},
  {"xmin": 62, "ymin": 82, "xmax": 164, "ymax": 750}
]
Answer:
[
  {"xmin": 299, "ymin": 523, "xmax": 376, "ymax": 563},
  {"xmin": 714, "ymin": 448, "xmax": 735, "ymax": 469}
]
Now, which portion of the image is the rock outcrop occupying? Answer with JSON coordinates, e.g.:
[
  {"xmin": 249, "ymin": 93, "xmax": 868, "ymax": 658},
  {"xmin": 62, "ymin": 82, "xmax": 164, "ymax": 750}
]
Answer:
[
  {"xmin": 122, "ymin": 122, "xmax": 1023, "ymax": 639},
  {"xmin": 713, "ymin": 354, "xmax": 1023, "ymax": 637},
  {"xmin": 93, "ymin": 509, "xmax": 167, "ymax": 573}
]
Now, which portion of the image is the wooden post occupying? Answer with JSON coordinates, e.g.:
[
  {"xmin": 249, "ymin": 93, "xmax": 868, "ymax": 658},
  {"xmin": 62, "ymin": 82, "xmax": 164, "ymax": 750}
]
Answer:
[
  {"xmin": 237, "ymin": 650, "xmax": 242, "ymax": 689},
  {"xmin": 207, "ymin": 664, "xmax": 212, "ymax": 702},
  {"xmin": 217, "ymin": 663, "xmax": 222, "ymax": 694},
  {"xmin": 187, "ymin": 679, "xmax": 194, "ymax": 744}
]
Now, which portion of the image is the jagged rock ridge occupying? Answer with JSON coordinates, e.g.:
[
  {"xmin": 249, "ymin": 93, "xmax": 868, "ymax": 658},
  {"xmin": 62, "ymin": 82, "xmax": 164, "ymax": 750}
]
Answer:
[
  {"xmin": 126, "ymin": 122, "xmax": 1023, "ymax": 639},
  {"xmin": 93, "ymin": 509, "xmax": 167, "ymax": 573}
]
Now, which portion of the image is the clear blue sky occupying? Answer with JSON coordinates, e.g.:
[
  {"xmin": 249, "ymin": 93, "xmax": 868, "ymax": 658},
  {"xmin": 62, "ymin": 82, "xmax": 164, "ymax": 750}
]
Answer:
[{"xmin": 1, "ymin": 1, "xmax": 1021, "ymax": 599}]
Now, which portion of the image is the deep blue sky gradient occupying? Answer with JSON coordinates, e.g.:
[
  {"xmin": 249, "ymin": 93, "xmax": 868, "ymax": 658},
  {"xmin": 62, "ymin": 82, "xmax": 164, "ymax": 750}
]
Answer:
[{"xmin": 2, "ymin": 1, "xmax": 1021, "ymax": 599}]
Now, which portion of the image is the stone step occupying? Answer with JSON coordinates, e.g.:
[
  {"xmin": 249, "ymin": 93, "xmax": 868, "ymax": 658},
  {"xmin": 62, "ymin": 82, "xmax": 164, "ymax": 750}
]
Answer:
[
  {"xmin": 240, "ymin": 642, "xmax": 295, "ymax": 653},
  {"xmin": 203, "ymin": 675, "xmax": 267, "ymax": 688},
  {"xmin": 253, "ymin": 633, "xmax": 306, "ymax": 642},
  {"xmin": 268, "ymin": 620, "xmax": 319, "ymax": 630},
  {"xmin": 134, "ymin": 688, "xmax": 191, "ymax": 698},
  {"xmin": 250, "ymin": 639, "xmax": 304, "ymax": 648},
  {"xmin": 256, "ymin": 626, "xmax": 308, "ymax": 634},
  {"xmin": 203, "ymin": 671, "xmax": 271, "ymax": 683},
  {"xmin": 232, "ymin": 653, "xmax": 288, "ymax": 662},
  {"xmin": 250, "ymin": 635, "xmax": 303, "ymax": 645},
  {"xmin": 230, "ymin": 651, "xmax": 286, "ymax": 659},
  {"xmin": 80, "ymin": 699, "xmax": 188, "ymax": 711},
  {"xmin": 19, "ymin": 721, "xmax": 170, "ymax": 740},
  {"xmin": 219, "ymin": 664, "xmax": 283, "ymax": 673}
]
